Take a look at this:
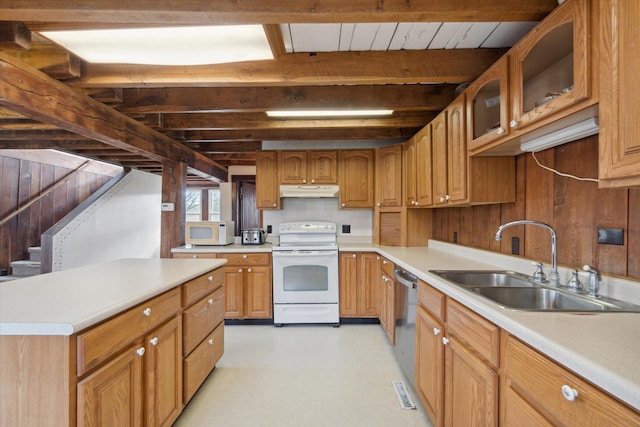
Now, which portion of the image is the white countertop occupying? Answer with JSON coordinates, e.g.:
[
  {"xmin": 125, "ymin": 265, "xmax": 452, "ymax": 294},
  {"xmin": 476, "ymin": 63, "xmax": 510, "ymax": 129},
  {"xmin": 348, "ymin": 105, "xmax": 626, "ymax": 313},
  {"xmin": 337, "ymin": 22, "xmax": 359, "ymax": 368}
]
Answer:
[
  {"xmin": 172, "ymin": 241, "xmax": 640, "ymax": 410},
  {"xmin": 0, "ymin": 258, "xmax": 226, "ymax": 336},
  {"xmin": 172, "ymin": 243, "xmax": 274, "ymax": 253},
  {"xmin": 353, "ymin": 241, "xmax": 640, "ymax": 411}
]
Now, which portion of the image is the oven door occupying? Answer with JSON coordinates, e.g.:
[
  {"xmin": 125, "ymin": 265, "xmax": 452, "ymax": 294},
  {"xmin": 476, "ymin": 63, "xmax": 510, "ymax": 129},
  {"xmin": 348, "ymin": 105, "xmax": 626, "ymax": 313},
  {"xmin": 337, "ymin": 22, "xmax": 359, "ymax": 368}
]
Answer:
[{"xmin": 272, "ymin": 250, "xmax": 339, "ymax": 304}]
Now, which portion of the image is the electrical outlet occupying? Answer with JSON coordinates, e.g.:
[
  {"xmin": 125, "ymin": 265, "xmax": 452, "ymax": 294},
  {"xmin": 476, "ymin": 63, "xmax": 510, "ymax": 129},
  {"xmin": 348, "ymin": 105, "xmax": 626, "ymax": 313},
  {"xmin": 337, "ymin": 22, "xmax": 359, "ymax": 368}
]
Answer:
[
  {"xmin": 342, "ymin": 224, "xmax": 351, "ymax": 234},
  {"xmin": 266, "ymin": 225, "xmax": 272, "ymax": 233},
  {"xmin": 511, "ymin": 237, "xmax": 520, "ymax": 255},
  {"xmin": 598, "ymin": 228, "xmax": 624, "ymax": 245}
]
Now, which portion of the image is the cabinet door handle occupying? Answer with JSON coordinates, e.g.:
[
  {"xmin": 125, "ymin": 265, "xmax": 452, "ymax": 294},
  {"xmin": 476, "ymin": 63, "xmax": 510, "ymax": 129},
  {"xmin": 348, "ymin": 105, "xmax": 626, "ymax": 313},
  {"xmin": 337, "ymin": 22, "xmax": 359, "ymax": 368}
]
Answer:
[
  {"xmin": 136, "ymin": 347, "xmax": 146, "ymax": 357},
  {"xmin": 445, "ymin": 194, "xmax": 450, "ymax": 201},
  {"xmin": 442, "ymin": 337, "xmax": 450, "ymax": 345},
  {"xmin": 510, "ymin": 119, "xmax": 518, "ymax": 128},
  {"xmin": 433, "ymin": 327, "xmax": 440, "ymax": 336},
  {"xmin": 273, "ymin": 203, "xmax": 277, "ymax": 207},
  {"xmin": 208, "ymin": 339, "xmax": 214, "ymax": 345},
  {"xmin": 439, "ymin": 197, "xmax": 445, "ymax": 203},
  {"xmin": 303, "ymin": 179, "xmax": 307, "ymax": 183},
  {"xmin": 352, "ymin": 254, "xmax": 357, "ymax": 258},
  {"xmin": 238, "ymin": 268, "xmax": 243, "ymax": 273},
  {"xmin": 341, "ymin": 203, "xmax": 346, "ymax": 207},
  {"xmin": 192, "ymin": 255, "xmax": 198, "ymax": 259},
  {"xmin": 247, "ymin": 268, "xmax": 252, "ymax": 273},
  {"xmin": 208, "ymin": 298, "xmax": 214, "ymax": 305},
  {"xmin": 561, "ymin": 385, "xmax": 579, "ymax": 401},
  {"xmin": 496, "ymin": 127, "xmax": 505, "ymax": 135},
  {"xmin": 208, "ymin": 275, "xmax": 213, "ymax": 281},
  {"xmin": 143, "ymin": 307, "xmax": 152, "ymax": 316},
  {"xmin": 150, "ymin": 337, "xmax": 159, "ymax": 346},
  {"xmin": 311, "ymin": 179, "xmax": 315, "ymax": 183}
]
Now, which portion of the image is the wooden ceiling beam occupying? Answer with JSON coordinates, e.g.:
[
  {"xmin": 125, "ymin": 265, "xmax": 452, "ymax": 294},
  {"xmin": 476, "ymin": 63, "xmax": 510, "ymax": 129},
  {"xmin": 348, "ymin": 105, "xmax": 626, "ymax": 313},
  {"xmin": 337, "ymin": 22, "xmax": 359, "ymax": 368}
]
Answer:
[
  {"xmin": 118, "ymin": 84, "xmax": 457, "ymax": 113},
  {"xmin": 161, "ymin": 111, "xmax": 435, "ymax": 130},
  {"xmin": 185, "ymin": 141, "xmax": 263, "ymax": 153},
  {"xmin": 179, "ymin": 127, "xmax": 420, "ymax": 141},
  {"xmin": 0, "ymin": 139, "xmax": 110, "ymax": 149},
  {"xmin": 68, "ymin": 49, "xmax": 506, "ymax": 88},
  {"xmin": 2, "ymin": 1, "xmax": 557, "ymax": 25},
  {"xmin": 0, "ymin": 129, "xmax": 91, "ymax": 140},
  {"xmin": 0, "ymin": 53, "xmax": 228, "ymax": 182},
  {"xmin": 0, "ymin": 22, "xmax": 31, "ymax": 50},
  {"xmin": 6, "ymin": 44, "xmax": 81, "ymax": 79}
]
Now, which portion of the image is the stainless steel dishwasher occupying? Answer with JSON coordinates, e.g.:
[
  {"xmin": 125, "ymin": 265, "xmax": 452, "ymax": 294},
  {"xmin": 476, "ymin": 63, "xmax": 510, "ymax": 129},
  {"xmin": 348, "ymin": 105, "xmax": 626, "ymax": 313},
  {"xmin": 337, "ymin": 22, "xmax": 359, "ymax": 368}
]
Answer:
[{"xmin": 393, "ymin": 268, "xmax": 418, "ymax": 389}]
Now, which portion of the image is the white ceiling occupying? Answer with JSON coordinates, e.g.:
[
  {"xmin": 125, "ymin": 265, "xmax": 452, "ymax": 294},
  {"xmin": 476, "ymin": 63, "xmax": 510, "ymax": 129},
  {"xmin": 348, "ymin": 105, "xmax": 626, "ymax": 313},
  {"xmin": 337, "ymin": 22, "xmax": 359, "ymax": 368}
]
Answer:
[{"xmin": 281, "ymin": 22, "xmax": 538, "ymax": 53}]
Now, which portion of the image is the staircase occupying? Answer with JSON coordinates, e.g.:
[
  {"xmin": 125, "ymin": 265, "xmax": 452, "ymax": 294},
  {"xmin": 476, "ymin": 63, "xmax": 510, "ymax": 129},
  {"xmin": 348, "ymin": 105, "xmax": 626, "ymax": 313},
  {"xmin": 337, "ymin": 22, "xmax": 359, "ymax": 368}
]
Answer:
[{"xmin": 0, "ymin": 247, "xmax": 41, "ymax": 282}]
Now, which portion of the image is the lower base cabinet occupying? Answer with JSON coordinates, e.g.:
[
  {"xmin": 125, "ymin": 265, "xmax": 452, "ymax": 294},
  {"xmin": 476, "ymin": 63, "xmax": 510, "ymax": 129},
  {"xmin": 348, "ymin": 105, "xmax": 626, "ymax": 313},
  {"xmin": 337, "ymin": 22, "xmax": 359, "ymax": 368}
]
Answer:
[
  {"xmin": 218, "ymin": 253, "xmax": 272, "ymax": 319},
  {"xmin": 502, "ymin": 334, "xmax": 640, "ymax": 426},
  {"xmin": 378, "ymin": 257, "xmax": 395, "ymax": 344},
  {"xmin": 339, "ymin": 252, "xmax": 379, "ymax": 318},
  {"xmin": 416, "ymin": 281, "xmax": 499, "ymax": 427}
]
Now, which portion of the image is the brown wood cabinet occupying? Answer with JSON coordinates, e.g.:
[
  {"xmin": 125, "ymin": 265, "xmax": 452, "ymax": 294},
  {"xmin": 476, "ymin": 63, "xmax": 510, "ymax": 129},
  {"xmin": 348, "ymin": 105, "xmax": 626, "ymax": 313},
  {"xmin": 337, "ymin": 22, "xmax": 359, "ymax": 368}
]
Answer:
[
  {"xmin": 416, "ymin": 280, "xmax": 499, "ymax": 427},
  {"xmin": 256, "ymin": 151, "xmax": 280, "ymax": 209},
  {"xmin": 432, "ymin": 94, "xmax": 516, "ymax": 207},
  {"xmin": 218, "ymin": 252, "xmax": 272, "ymax": 319},
  {"xmin": 598, "ymin": 0, "xmax": 640, "ymax": 188},
  {"xmin": 375, "ymin": 144, "xmax": 403, "ymax": 208},
  {"xmin": 466, "ymin": 56, "xmax": 510, "ymax": 152},
  {"xmin": 378, "ymin": 257, "xmax": 395, "ymax": 344},
  {"xmin": 279, "ymin": 150, "xmax": 337, "ymax": 185},
  {"xmin": 404, "ymin": 125, "xmax": 433, "ymax": 208},
  {"xmin": 502, "ymin": 334, "xmax": 640, "ymax": 426},
  {"xmin": 339, "ymin": 149, "xmax": 375, "ymax": 208},
  {"xmin": 339, "ymin": 252, "xmax": 378, "ymax": 318},
  {"xmin": 509, "ymin": 0, "xmax": 591, "ymax": 132}
]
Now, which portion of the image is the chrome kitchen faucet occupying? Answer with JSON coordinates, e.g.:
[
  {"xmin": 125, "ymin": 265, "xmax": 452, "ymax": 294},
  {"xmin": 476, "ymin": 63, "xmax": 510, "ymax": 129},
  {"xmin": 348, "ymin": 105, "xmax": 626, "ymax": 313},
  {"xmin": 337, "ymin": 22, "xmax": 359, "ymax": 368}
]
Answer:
[{"xmin": 495, "ymin": 220, "xmax": 560, "ymax": 287}]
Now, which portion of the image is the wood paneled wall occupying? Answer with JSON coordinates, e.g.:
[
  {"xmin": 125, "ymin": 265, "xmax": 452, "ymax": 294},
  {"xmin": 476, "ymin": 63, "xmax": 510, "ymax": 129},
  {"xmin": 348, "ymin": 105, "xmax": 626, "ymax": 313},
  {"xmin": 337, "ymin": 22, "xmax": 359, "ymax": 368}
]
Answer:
[
  {"xmin": 432, "ymin": 136, "xmax": 640, "ymax": 280},
  {"xmin": 0, "ymin": 155, "xmax": 113, "ymax": 274}
]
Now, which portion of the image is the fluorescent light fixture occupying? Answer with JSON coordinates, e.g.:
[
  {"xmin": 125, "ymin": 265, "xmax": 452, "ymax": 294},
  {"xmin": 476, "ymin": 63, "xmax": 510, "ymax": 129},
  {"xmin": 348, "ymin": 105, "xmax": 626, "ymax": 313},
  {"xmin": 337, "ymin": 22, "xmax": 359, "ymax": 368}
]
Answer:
[
  {"xmin": 266, "ymin": 110, "xmax": 394, "ymax": 118},
  {"xmin": 520, "ymin": 117, "xmax": 599, "ymax": 152},
  {"xmin": 40, "ymin": 25, "xmax": 273, "ymax": 65}
]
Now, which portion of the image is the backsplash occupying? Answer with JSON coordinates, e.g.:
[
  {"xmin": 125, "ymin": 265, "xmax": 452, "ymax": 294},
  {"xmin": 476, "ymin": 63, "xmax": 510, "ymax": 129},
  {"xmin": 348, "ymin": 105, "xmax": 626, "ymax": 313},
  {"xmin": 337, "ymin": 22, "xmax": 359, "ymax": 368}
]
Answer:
[{"xmin": 262, "ymin": 198, "xmax": 373, "ymax": 237}]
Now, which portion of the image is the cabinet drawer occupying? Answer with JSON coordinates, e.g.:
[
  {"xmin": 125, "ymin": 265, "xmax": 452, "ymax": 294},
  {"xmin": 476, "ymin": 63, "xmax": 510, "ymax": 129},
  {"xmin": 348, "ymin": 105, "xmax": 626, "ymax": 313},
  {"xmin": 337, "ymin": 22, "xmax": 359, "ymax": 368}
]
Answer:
[
  {"xmin": 183, "ymin": 322, "xmax": 224, "ymax": 404},
  {"xmin": 173, "ymin": 253, "xmax": 217, "ymax": 259},
  {"xmin": 381, "ymin": 257, "xmax": 394, "ymax": 277},
  {"xmin": 418, "ymin": 280, "xmax": 445, "ymax": 322},
  {"xmin": 446, "ymin": 299, "xmax": 499, "ymax": 368},
  {"xmin": 183, "ymin": 286, "xmax": 225, "ymax": 356},
  {"xmin": 182, "ymin": 268, "xmax": 224, "ymax": 308},
  {"xmin": 219, "ymin": 253, "xmax": 270, "ymax": 266},
  {"xmin": 503, "ymin": 335, "xmax": 640, "ymax": 426},
  {"xmin": 77, "ymin": 288, "xmax": 181, "ymax": 377}
]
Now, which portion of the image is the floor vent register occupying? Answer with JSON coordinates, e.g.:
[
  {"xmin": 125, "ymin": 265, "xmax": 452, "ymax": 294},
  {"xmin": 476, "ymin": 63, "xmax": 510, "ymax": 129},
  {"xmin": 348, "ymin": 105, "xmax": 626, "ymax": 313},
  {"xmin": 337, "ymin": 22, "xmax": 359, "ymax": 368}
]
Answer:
[{"xmin": 392, "ymin": 381, "xmax": 417, "ymax": 410}]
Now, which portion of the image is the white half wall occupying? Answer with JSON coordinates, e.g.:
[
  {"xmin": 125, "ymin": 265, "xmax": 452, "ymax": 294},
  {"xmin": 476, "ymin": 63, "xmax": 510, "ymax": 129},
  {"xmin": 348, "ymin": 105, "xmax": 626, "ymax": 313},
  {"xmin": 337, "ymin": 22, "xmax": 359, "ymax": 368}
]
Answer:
[{"xmin": 49, "ymin": 169, "xmax": 162, "ymax": 271}]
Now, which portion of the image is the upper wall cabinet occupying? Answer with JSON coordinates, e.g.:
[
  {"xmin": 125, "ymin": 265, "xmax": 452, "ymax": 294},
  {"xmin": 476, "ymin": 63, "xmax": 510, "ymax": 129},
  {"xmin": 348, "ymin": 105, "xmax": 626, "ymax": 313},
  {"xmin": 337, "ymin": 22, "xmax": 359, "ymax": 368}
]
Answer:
[
  {"xmin": 256, "ymin": 151, "xmax": 280, "ymax": 209},
  {"xmin": 509, "ymin": 0, "xmax": 591, "ymax": 131},
  {"xmin": 598, "ymin": 0, "xmax": 640, "ymax": 188},
  {"xmin": 339, "ymin": 150, "xmax": 374, "ymax": 209},
  {"xmin": 278, "ymin": 150, "xmax": 337, "ymax": 185},
  {"xmin": 376, "ymin": 144, "xmax": 403, "ymax": 208},
  {"xmin": 404, "ymin": 126, "xmax": 433, "ymax": 208},
  {"xmin": 466, "ymin": 56, "xmax": 510, "ymax": 152}
]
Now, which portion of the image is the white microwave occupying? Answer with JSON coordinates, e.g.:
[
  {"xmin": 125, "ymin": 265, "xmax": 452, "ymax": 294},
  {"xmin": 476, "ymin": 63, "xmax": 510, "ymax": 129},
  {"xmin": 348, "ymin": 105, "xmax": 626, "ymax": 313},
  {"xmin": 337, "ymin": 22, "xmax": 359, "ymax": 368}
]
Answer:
[{"xmin": 185, "ymin": 221, "xmax": 235, "ymax": 246}]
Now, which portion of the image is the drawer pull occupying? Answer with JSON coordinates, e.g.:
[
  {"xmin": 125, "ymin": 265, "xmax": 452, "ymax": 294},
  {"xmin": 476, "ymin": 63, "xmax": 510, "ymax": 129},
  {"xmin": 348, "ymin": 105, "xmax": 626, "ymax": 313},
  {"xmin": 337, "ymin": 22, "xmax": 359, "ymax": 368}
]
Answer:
[
  {"xmin": 561, "ymin": 385, "xmax": 579, "ymax": 401},
  {"xmin": 442, "ymin": 337, "xmax": 450, "ymax": 346},
  {"xmin": 136, "ymin": 347, "xmax": 146, "ymax": 357},
  {"xmin": 150, "ymin": 337, "xmax": 159, "ymax": 346},
  {"xmin": 208, "ymin": 339, "xmax": 214, "ymax": 345},
  {"xmin": 208, "ymin": 275, "xmax": 213, "ymax": 281},
  {"xmin": 247, "ymin": 268, "xmax": 252, "ymax": 273},
  {"xmin": 192, "ymin": 255, "xmax": 197, "ymax": 259},
  {"xmin": 208, "ymin": 298, "xmax": 214, "ymax": 305},
  {"xmin": 143, "ymin": 307, "xmax": 152, "ymax": 316},
  {"xmin": 242, "ymin": 254, "xmax": 247, "ymax": 259},
  {"xmin": 433, "ymin": 327, "xmax": 440, "ymax": 336}
]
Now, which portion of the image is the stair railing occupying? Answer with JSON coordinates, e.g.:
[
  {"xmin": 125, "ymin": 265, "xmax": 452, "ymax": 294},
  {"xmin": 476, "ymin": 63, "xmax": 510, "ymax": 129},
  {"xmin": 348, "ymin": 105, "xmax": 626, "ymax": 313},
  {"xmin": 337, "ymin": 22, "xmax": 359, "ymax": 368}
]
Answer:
[{"xmin": 0, "ymin": 160, "xmax": 93, "ymax": 227}]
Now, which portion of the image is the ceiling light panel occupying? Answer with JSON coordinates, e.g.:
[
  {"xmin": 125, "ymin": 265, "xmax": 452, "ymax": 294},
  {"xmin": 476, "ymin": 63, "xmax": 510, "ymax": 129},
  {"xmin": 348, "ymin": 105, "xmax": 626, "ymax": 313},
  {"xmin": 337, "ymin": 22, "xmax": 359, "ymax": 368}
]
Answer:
[{"xmin": 41, "ymin": 25, "xmax": 273, "ymax": 65}]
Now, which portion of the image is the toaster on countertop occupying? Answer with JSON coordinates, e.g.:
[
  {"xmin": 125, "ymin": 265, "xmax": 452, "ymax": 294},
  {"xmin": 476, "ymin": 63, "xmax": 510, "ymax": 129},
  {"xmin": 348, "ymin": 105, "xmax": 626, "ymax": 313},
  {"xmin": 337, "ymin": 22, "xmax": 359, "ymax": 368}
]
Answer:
[{"xmin": 241, "ymin": 229, "xmax": 268, "ymax": 245}]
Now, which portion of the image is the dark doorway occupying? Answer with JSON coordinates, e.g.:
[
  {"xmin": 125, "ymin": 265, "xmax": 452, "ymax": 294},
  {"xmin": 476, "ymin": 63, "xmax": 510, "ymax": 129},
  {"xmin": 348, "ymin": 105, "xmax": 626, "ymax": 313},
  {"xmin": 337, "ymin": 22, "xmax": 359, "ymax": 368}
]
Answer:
[{"xmin": 232, "ymin": 175, "xmax": 260, "ymax": 235}]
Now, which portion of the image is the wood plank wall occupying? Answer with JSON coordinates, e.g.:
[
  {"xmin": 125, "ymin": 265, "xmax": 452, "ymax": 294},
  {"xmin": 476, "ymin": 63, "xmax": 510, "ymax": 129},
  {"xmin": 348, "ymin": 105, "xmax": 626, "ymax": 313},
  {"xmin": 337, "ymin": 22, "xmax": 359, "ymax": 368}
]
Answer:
[
  {"xmin": 0, "ymin": 155, "xmax": 113, "ymax": 274},
  {"xmin": 432, "ymin": 136, "xmax": 640, "ymax": 281}
]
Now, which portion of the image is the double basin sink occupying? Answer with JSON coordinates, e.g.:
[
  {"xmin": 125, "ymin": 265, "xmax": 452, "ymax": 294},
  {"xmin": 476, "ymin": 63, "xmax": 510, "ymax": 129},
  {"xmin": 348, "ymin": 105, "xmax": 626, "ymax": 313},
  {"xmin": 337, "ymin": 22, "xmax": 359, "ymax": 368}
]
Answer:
[{"xmin": 430, "ymin": 270, "xmax": 640, "ymax": 312}]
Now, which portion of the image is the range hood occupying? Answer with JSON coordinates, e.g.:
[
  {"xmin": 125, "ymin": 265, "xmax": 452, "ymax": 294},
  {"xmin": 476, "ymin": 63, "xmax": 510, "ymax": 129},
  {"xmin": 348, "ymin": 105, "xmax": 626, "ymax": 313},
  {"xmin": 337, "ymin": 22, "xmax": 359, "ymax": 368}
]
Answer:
[{"xmin": 279, "ymin": 184, "xmax": 339, "ymax": 198}]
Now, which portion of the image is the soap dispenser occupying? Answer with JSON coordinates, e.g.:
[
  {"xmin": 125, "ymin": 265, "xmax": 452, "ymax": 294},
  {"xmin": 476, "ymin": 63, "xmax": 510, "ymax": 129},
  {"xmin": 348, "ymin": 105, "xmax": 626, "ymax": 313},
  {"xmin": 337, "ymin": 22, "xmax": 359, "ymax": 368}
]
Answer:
[{"xmin": 566, "ymin": 269, "xmax": 583, "ymax": 291}]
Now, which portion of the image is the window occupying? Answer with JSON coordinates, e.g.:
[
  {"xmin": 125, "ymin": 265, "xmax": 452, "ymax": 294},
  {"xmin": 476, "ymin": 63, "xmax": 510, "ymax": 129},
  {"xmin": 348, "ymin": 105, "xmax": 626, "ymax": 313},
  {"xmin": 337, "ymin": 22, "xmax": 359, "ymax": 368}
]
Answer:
[
  {"xmin": 209, "ymin": 189, "xmax": 221, "ymax": 221},
  {"xmin": 186, "ymin": 189, "xmax": 201, "ymax": 222}
]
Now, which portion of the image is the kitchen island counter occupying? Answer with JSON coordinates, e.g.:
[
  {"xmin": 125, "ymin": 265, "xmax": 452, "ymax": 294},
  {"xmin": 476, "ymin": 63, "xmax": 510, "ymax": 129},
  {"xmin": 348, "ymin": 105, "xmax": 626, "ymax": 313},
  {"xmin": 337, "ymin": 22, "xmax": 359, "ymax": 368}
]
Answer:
[{"xmin": 0, "ymin": 258, "xmax": 226, "ymax": 336}]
